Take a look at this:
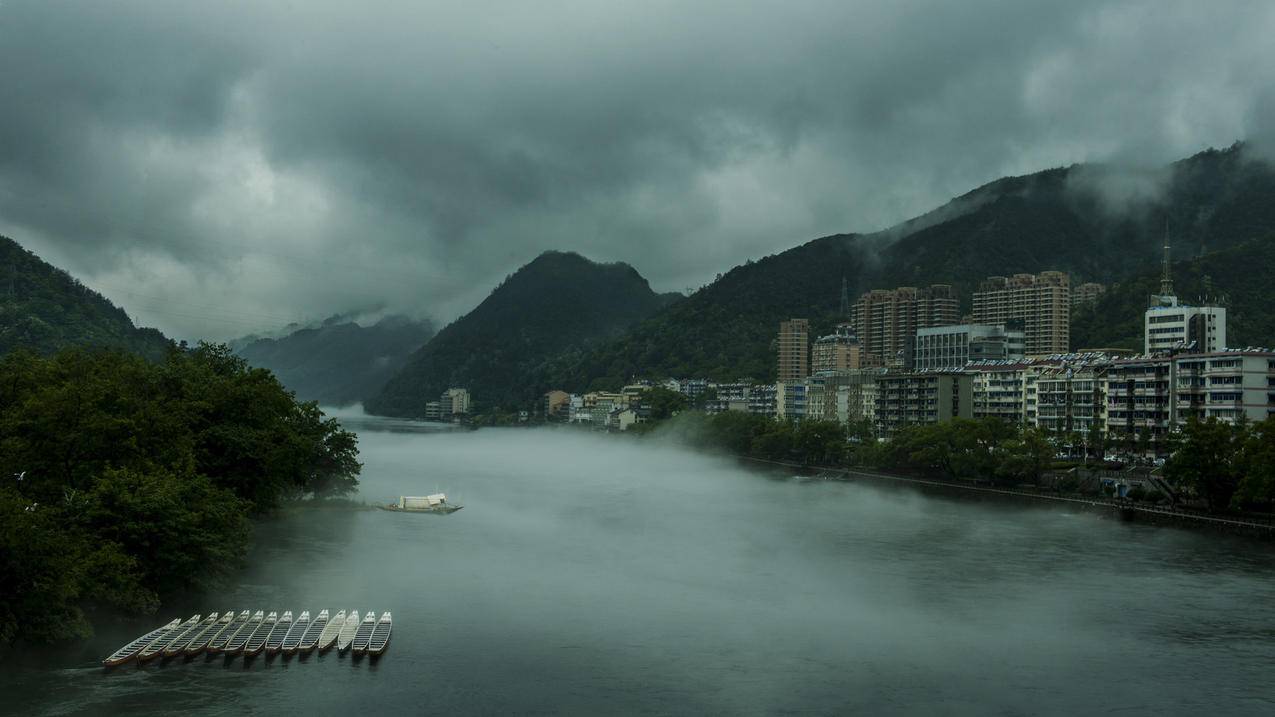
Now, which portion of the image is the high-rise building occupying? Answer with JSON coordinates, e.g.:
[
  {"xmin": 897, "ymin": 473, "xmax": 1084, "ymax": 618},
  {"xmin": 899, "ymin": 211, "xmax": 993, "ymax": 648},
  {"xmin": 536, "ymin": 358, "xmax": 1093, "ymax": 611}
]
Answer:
[
  {"xmin": 972, "ymin": 271, "xmax": 1070, "ymax": 355},
  {"xmin": 850, "ymin": 285, "xmax": 958, "ymax": 367},
  {"xmin": 811, "ymin": 323, "xmax": 863, "ymax": 373},
  {"xmin": 1143, "ymin": 240, "xmax": 1225, "ymax": 355},
  {"xmin": 1072, "ymin": 282, "xmax": 1106, "ymax": 306},
  {"xmin": 777, "ymin": 319, "xmax": 810, "ymax": 382}
]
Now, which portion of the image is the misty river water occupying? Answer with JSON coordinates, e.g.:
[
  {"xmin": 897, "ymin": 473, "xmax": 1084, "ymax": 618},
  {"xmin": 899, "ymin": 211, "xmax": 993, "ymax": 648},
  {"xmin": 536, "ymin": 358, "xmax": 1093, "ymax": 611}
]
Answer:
[{"xmin": 5, "ymin": 416, "xmax": 1275, "ymax": 715}]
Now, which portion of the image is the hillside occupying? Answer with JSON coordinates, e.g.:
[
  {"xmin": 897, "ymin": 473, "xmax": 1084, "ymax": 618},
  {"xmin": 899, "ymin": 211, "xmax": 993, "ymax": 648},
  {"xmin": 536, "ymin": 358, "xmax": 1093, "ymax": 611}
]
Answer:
[
  {"xmin": 236, "ymin": 314, "xmax": 435, "ymax": 406},
  {"xmin": 538, "ymin": 143, "xmax": 1275, "ymax": 389},
  {"xmin": 1071, "ymin": 236, "xmax": 1275, "ymax": 351},
  {"xmin": 0, "ymin": 235, "xmax": 171, "ymax": 359},
  {"xmin": 365, "ymin": 251, "xmax": 681, "ymax": 415}
]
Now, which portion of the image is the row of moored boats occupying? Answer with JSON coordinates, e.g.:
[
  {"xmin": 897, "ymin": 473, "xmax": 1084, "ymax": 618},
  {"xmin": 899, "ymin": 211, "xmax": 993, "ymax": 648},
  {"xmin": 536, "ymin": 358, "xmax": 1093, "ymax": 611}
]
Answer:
[{"xmin": 103, "ymin": 609, "xmax": 391, "ymax": 667}]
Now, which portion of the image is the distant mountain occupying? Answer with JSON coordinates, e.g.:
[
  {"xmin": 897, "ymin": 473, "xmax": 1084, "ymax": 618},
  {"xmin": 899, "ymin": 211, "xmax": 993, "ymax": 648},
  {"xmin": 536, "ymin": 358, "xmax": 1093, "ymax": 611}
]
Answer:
[
  {"xmin": 1071, "ymin": 236, "xmax": 1275, "ymax": 352},
  {"xmin": 0, "ymin": 235, "xmax": 171, "ymax": 359},
  {"xmin": 537, "ymin": 143, "xmax": 1275, "ymax": 390},
  {"xmin": 365, "ymin": 251, "xmax": 681, "ymax": 415},
  {"xmin": 236, "ymin": 314, "xmax": 435, "ymax": 406}
]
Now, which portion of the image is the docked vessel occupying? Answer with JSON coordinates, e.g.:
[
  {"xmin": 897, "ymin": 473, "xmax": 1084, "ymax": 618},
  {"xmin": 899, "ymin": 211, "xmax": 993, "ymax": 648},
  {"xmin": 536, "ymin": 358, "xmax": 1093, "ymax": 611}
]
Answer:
[
  {"xmin": 377, "ymin": 493, "xmax": 462, "ymax": 514},
  {"xmin": 242, "ymin": 611, "xmax": 277, "ymax": 658},
  {"xmin": 139, "ymin": 615, "xmax": 199, "ymax": 662},
  {"xmin": 366, "ymin": 612, "xmax": 392, "ymax": 657},
  {"xmin": 316, "ymin": 609, "xmax": 346, "ymax": 653},
  {"xmin": 336, "ymin": 610, "xmax": 360, "ymax": 654},
  {"xmin": 208, "ymin": 610, "xmax": 252, "ymax": 654},
  {"xmin": 264, "ymin": 610, "xmax": 293, "ymax": 655},
  {"xmin": 223, "ymin": 610, "xmax": 264, "ymax": 656},
  {"xmin": 297, "ymin": 609, "xmax": 329, "ymax": 654},
  {"xmin": 185, "ymin": 610, "xmax": 235, "ymax": 656},
  {"xmin": 351, "ymin": 610, "xmax": 377, "ymax": 655},
  {"xmin": 165, "ymin": 613, "xmax": 218, "ymax": 658},
  {"xmin": 102, "ymin": 618, "xmax": 180, "ymax": 667},
  {"xmin": 281, "ymin": 610, "xmax": 310, "ymax": 655}
]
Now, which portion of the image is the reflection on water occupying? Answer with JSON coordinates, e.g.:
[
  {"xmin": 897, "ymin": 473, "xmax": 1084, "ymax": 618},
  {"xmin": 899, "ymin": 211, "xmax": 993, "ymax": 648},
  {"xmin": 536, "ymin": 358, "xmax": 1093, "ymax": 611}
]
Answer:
[{"xmin": 5, "ymin": 420, "xmax": 1275, "ymax": 716}]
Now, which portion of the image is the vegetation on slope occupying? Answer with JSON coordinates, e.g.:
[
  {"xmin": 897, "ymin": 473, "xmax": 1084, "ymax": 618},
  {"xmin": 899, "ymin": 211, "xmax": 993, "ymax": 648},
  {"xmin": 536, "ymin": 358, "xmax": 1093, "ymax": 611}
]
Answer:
[
  {"xmin": 0, "ymin": 344, "xmax": 361, "ymax": 645},
  {"xmin": 366, "ymin": 251, "xmax": 680, "ymax": 415},
  {"xmin": 0, "ymin": 236, "xmax": 171, "ymax": 360}
]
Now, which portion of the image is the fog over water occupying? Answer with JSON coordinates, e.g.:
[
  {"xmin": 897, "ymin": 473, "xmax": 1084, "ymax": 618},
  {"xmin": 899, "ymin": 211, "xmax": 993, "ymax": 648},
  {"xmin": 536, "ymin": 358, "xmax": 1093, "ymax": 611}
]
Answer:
[{"xmin": 7, "ymin": 420, "xmax": 1275, "ymax": 715}]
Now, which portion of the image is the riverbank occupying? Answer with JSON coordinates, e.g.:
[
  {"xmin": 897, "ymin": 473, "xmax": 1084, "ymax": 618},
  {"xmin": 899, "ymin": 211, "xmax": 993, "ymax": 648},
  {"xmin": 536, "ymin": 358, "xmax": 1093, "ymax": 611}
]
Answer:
[{"xmin": 740, "ymin": 456, "xmax": 1275, "ymax": 540}]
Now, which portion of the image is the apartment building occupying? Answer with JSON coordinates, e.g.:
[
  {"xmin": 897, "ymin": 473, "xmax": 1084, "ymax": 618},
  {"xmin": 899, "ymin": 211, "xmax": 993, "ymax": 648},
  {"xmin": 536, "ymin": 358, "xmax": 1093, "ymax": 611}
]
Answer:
[
  {"xmin": 811, "ymin": 323, "xmax": 863, "ymax": 372},
  {"xmin": 1072, "ymin": 282, "xmax": 1106, "ymax": 307},
  {"xmin": 1105, "ymin": 357, "xmax": 1174, "ymax": 440},
  {"xmin": 1174, "ymin": 351, "xmax": 1275, "ymax": 425},
  {"xmin": 972, "ymin": 271, "xmax": 1070, "ymax": 355},
  {"xmin": 1144, "ymin": 301, "xmax": 1226, "ymax": 355},
  {"xmin": 969, "ymin": 362, "xmax": 1032, "ymax": 424},
  {"xmin": 913, "ymin": 323, "xmax": 1025, "ymax": 371},
  {"xmin": 1035, "ymin": 364, "xmax": 1108, "ymax": 439},
  {"xmin": 777, "ymin": 319, "xmax": 810, "ymax": 382},
  {"xmin": 850, "ymin": 285, "xmax": 958, "ymax": 367},
  {"xmin": 875, "ymin": 372, "xmax": 973, "ymax": 436},
  {"xmin": 776, "ymin": 381, "xmax": 808, "ymax": 421}
]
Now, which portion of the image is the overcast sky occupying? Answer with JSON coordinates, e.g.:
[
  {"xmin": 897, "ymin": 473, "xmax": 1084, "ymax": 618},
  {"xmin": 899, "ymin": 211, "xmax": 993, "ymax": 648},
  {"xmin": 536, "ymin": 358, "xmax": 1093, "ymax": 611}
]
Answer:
[{"xmin": 2, "ymin": 1, "xmax": 1273, "ymax": 341}]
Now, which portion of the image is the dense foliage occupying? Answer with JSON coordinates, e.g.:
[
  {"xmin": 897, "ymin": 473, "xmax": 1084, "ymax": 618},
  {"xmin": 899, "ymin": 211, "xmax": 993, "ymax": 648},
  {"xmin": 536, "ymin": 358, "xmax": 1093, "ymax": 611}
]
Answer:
[
  {"xmin": 1, "ymin": 236, "xmax": 172, "ymax": 360},
  {"xmin": 0, "ymin": 344, "xmax": 361, "ymax": 645},
  {"xmin": 1164, "ymin": 417, "xmax": 1275, "ymax": 512},
  {"xmin": 236, "ymin": 314, "xmax": 435, "ymax": 406},
  {"xmin": 536, "ymin": 144, "xmax": 1275, "ymax": 392},
  {"xmin": 367, "ymin": 251, "xmax": 679, "ymax": 416}
]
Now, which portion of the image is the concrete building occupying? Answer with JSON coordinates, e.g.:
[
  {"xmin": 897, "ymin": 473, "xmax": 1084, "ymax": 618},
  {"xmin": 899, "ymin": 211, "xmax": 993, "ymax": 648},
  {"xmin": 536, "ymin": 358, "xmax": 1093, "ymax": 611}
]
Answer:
[
  {"xmin": 442, "ymin": 388, "xmax": 470, "ymax": 415},
  {"xmin": 875, "ymin": 372, "xmax": 973, "ymax": 436},
  {"xmin": 776, "ymin": 381, "xmax": 809, "ymax": 421},
  {"xmin": 1105, "ymin": 356, "xmax": 1173, "ymax": 442},
  {"xmin": 1174, "ymin": 350, "xmax": 1275, "ymax": 425},
  {"xmin": 811, "ymin": 323, "xmax": 863, "ymax": 372},
  {"xmin": 777, "ymin": 319, "xmax": 810, "ymax": 382},
  {"xmin": 850, "ymin": 285, "xmax": 958, "ymax": 368},
  {"xmin": 747, "ymin": 384, "xmax": 778, "ymax": 417},
  {"xmin": 913, "ymin": 323, "xmax": 1025, "ymax": 371},
  {"xmin": 1144, "ymin": 239, "xmax": 1226, "ymax": 355},
  {"xmin": 969, "ymin": 362, "xmax": 1033, "ymax": 424},
  {"xmin": 543, "ymin": 390, "xmax": 571, "ymax": 420},
  {"xmin": 1035, "ymin": 364, "xmax": 1108, "ymax": 441},
  {"xmin": 972, "ymin": 271, "xmax": 1070, "ymax": 355},
  {"xmin": 1072, "ymin": 282, "xmax": 1106, "ymax": 306}
]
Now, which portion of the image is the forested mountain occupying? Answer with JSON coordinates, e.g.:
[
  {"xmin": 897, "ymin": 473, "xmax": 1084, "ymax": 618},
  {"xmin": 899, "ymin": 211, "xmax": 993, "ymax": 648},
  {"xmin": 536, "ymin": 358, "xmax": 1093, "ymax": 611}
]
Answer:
[
  {"xmin": 539, "ymin": 143, "xmax": 1275, "ymax": 389},
  {"xmin": 1071, "ymin": 236, "xmax": 1275, "ymax": 351},
  {"xmin": 0, "ymin": 236, "xmax": 171, "ymax": 359},
  {"xmin": 365, "ymin": 251, "xmax": 681, "ymax": 415},
  {"xmin": 236, "ymin": 314, "xmax": 435, "ymax": 406}
]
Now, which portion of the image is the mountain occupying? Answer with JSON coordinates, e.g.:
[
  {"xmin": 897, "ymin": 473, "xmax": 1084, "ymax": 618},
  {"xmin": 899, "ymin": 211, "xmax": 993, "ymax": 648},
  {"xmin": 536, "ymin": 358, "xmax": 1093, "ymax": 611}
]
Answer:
[
  {"xmin": 538, "ymin": 143, "xmax": 1275, "ymax": 390},
  {"xmin": 236, "ymin": 314, "xmax": 435, "ymax": 406},
  {"xmin": 365, "ymin": 251, "xmax": 681, "ymax": 415},
  {"xmin": 1071, "ymin": 235, "xmax": 1275, "ymax": 352},
  {"xmin": 1, "ymin": 235, "xmax": 171, "ymax": 359}
]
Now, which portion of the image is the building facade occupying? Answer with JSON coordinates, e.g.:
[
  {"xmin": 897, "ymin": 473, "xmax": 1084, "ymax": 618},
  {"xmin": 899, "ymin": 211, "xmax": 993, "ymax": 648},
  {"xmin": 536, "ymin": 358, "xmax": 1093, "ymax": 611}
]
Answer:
[
  {"xmin": 1174, "ymin": 351, "xmax": 1275, "ymax": 425},
  {"xmin": 811, "ymin": 323, "xmax": 863, "ymax": 372},
  {"xmin": 850, "ymin": 285, "xmax": 959, "ymax": 367},
  {"xmin": 1144, "ymin": 300, "xmax": 1226, "ymax": 355},
  {"xmin": 913, "ymin": 323, "xmax": 1025, "ymax": 371},
  {"xmin": 777, "ymin": 319, "xmax": 810, "ymax": 382},
  {"xmin": 875, "ymin": 372, "xmax": 973, "ymax": 436},
  {"xmin": 972, "ymin": 271, "xmax": 1070, "ymax": 355}
]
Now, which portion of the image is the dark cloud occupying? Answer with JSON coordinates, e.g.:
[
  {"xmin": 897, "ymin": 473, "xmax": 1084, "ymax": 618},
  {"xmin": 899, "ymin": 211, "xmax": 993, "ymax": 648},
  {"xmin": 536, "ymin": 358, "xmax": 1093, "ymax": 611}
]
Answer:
[{"xmin": 1, "ymin": 0, "xmax": 1273, "ymax": 340}]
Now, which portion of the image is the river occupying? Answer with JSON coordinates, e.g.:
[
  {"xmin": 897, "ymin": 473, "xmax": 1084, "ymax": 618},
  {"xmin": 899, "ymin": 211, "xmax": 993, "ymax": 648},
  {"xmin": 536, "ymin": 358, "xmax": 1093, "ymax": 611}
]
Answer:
[{"xmin": 5, "ymin": 418, "xmax": 1275, "ymax": 715}]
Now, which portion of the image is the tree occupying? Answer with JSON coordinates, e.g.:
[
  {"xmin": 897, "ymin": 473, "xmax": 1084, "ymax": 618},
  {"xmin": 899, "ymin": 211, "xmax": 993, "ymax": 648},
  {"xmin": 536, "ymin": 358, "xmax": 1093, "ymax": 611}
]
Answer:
[{"xmin": 1163, "ymin": 417, "xmax": 1242, "ymax": 511}]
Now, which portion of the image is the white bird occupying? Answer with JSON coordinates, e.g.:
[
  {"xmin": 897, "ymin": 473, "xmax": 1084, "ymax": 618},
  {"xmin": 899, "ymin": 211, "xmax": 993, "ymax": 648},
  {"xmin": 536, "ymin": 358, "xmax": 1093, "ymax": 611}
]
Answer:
[{"xmin": 15, "ymin": 471, "xmax": 25, "ymax": 481}]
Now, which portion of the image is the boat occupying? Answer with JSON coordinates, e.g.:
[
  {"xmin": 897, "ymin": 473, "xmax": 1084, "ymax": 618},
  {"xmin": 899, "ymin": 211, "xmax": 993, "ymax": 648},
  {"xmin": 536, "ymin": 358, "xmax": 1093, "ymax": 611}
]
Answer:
[
  {"xmin": 223, "ymin": 610, "xmax": 264, "ymax": 656},
  {"xmin": 297, "ymin": 609, "xmax": 328, "ymax": 654},
  {"xmin": 164, "ymin": 613, "xmax": 218, "ymax": 657},
  {"xmin": 366, "ymin": 612, "xmax": 392, "ymax": 657},
  {"xmin": 351, "ymin": 610, "xmax": 377, "ymax": 655},
  {"xmin": 316, "ymin": 609, "xmax": 346, "ymax": 653},
  {"xmin": 242, "ymin": 611, "xmax": 277, "ymax": 658},
  {"xmin": 207, "ymin": 610, "xmax": 252, "ymax": 654},
  {"xmin": 184, "ymin": 610, "xmax": 235, "ymax": 656},
  {"xmin": 336, "ymin": 610, "xmax": 360, "ymax": 654},
  {"xmin": 102, "ymin": 618, "xmax": 180, "ymax": 667},
  {"xmin": 264, "ymin": 610, "xmax": 293, "ymax": 655},
  {"xmin": 140, "ymin": 615, "xmax": 198, "ymax": 662},
  {"xmin": 281, "ymin": 610, "xmax": 310, "ymax": 655},
  {"xmin": 377, "ymin": 493, "xmax": 462, "ymax": 514}
]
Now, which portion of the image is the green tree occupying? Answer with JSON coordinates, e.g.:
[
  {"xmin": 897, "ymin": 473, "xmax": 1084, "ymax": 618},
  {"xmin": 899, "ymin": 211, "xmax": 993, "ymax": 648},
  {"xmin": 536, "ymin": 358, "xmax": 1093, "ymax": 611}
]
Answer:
[{"xmin": 1164, "ymin": 417, "xmax": 1243, "ymax": 511}]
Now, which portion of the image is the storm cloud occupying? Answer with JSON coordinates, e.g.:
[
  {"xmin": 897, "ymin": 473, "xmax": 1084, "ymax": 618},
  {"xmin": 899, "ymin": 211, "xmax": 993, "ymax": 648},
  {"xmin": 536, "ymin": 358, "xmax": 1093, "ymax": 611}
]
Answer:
[{"xmin": 2, "ymin": 1, "xmax": 1273, "ymax": 340}]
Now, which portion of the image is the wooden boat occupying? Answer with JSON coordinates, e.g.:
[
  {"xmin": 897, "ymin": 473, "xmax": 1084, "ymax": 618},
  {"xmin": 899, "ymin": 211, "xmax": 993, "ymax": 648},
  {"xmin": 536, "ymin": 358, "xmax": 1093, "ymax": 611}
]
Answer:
[
  {"xmin": 316, "ymin": 609, "xmax": 346, "ymax": 653},
  {"xmin": 139, "ymin": 615, "xmax": 199, "ymax": 662},
  {"xmin": 102, "ymin": 618, "xmax": 180, "ymax": 667},
  {"xmin": 222, "ymin": 610, "xmax": 263, "ymax": 656},
  {"xmin": 281, "ymin": 610, "xmax": 310, "ymax": 655},
  {"xmin": 336, "ymin": 610, "xmax": 360, "ymax": 654},
  {"xmin": 297, "ymin": 609, "xmax": 328, "ymax": 654},
  {"xmin": 378, "ymin": 493, "xmax": 462, "ymax": 514},
  {"xmin": 264, "ymin": 610, "xmax": 293, "ymax": 655},
  {"xmin": 164, "ymin": 613, "xmax": 218, "ymax": 657},
  {"xmin": 184, "ymin": 610, "xmax": 235, "ymax": 656},
  {"xmin": 242, "ymin": 611, "xmax": 277, "ymax": 658},
  {"xmin": 351, "ymin": 610, "xmax": 377, "ymax": 655},
  {"xmin": 208, "ymin": 610, "xmax": 252, "ymax": 654},
  {"xmin": 366, "ymin": 612, "xmax": 392, "ymax": 657}
]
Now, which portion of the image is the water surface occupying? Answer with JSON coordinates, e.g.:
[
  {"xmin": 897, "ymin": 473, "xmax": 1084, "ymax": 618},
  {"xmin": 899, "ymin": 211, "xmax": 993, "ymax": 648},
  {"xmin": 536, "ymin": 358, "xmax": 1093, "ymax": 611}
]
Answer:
[{"xmin": 6, "ymin": 421, "xmax": 1274, "ymax": 715}]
